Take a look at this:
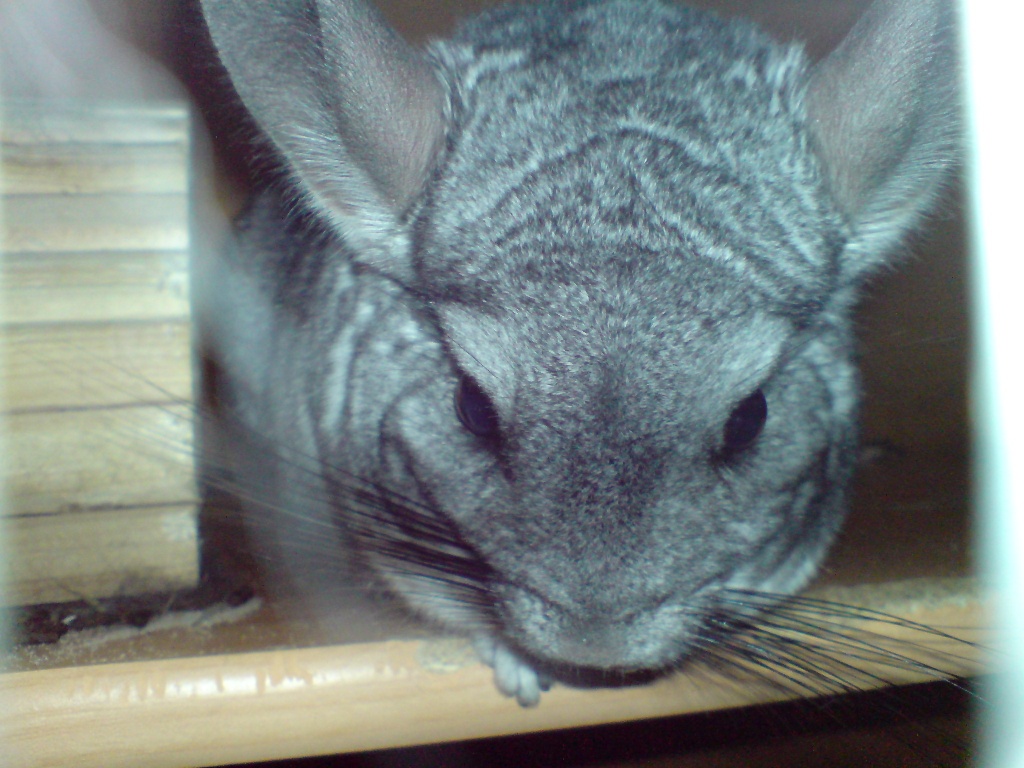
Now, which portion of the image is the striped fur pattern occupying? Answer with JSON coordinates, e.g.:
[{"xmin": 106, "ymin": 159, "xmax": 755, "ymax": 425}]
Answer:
[{"xmin": 199, "ymin": 0, "xmax": 959, "ymax": 705}]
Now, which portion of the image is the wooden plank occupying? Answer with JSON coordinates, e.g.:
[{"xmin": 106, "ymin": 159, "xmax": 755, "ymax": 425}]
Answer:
[
  {"xmin": 0, "ymin": 584, "xmax": 989, "ymax": 768},
  {"xmin": 0, "ymin": 100, "xmax": 189, "ymax": 146},
  {"xmin": 1, "ymin": 140, "xmax": 188, "ymax": 195},
  {"xmin": 2, "ymin": 405, "xmax": 196, "ymax": 517},
  {"xmin": 0, "ymin": 194, "xmax": 189, "ymax": 253},
  {"xmin": 0, "ymin": 99, "xmax": 198, "ymax": 606},
  {"xmin": 2, "ymin": 504, "xmax": 199, "ymax": 606},
  {"xmin": 1, "ymin": 99, "xmax": 199, "ymax": 607},
  {"xmin": 0, "ymin": 251, "xmax": 189, "ymax": 324},
  {"xmin": 0, "ymin": 322, "xmax": 192, "ymax": 411}
]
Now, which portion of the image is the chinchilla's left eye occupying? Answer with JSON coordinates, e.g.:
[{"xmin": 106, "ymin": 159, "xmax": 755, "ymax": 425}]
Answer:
[
  {"xmin": 721, "ymin": 388, "xmax": 767, "ymax": 457},
  {"xmin": 454, "ymin": 375, "xmax": 500, "ymax": 438}
]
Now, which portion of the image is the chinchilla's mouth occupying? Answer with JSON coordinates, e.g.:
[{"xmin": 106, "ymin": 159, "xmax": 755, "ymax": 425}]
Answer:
[
  {"xmin": 533, "ymin": 659, "xmax": 668, "ymax": 691},
  {"xmin": 513, "ymin": 593, "xmax": 782, "ymax": 689}
]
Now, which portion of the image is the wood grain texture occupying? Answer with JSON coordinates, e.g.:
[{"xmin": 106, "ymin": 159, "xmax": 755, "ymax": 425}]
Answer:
[
  {"xmin": 2, "ymin": 322, "xmax": 191, "ymax": 410},
  {"xmin": 4, "ymin": 505, "xmax": 198, "ymax": 606},
  {"xmin": 1, "ymin": 251, "xmax": 189, "ymax": 323},
  {"xmin": 1, "ymin": 98, "xmax": 198, "ymax": 606},
  {"xmin": 3, "ymin": 405, "xmax": 195, "ymax": 517},
  {"xmin": 0, "ymin": 584, "xmax": 988, "ymax": 768}
]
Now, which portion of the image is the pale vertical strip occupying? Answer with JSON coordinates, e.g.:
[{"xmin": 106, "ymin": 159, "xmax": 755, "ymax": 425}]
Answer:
[
  {"xmin": 0, "ymin": 91, "xmax": 13, "ymax": 749},
  {"xmin": 963, "ymin": 1, "xmax": 1024, "ymax": 766}
]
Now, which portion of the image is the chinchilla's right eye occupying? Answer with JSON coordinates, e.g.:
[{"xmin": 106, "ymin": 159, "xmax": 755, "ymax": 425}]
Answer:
[
  {"xmin": 454, "ymin": 375, "xmax": 500, "ymax": 438},
  {"xmin": 721, "ymin": 388, "xmax": 767, "ymax": 458}
]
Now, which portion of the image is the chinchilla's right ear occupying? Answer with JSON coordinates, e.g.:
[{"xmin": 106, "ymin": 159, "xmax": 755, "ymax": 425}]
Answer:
[
  {"xmin": 806, "ymin": 0, "xmax": 960, "ymax": 282},
  {"xmin": 201, "ymin": 0, "xmax": 447, "ymax": 278}
]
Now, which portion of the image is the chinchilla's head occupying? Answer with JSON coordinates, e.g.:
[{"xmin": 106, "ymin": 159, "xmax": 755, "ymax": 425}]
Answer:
[
  {"xmin": 404, "ymin": 3, "xmax": 856, "ymax": 671},
  {"xmin": 202, "ymin": 0, "xmax": 960, "ymax": 675}
]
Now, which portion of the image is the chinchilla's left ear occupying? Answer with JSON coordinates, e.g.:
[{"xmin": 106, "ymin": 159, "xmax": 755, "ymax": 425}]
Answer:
[
  {"xmin": 805, "ymin": 0, "xmax": 961, "ymax": 280},
  {"xmin": 200, "ymin": 0, "xmax": 448, "ymax": 278}
]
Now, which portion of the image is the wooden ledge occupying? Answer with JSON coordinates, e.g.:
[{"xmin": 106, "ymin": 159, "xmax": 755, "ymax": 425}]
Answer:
[{"xmin": 1, "ymin": 578, "xmax": 989, "ymax": 768}]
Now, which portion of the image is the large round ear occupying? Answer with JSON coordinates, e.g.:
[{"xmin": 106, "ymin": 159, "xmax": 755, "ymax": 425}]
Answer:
[
  {"xmin": 806, "ymin": 0, "xmax": 960, "ymax": 280},
  {"xmin": 200, "ymin": 0, "xmax": 447, "ymax": 277}
]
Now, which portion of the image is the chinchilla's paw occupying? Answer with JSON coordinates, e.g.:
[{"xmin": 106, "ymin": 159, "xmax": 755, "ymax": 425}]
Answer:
[{"xmin": 473, "ymin": 635, "xmax": 552, "ymax": 707}]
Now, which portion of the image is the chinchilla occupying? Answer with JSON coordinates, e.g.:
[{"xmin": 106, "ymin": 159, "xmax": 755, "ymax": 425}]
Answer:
[{"xmin": 197, "ymin": 0, "xmax": 960, "ymax": 705}]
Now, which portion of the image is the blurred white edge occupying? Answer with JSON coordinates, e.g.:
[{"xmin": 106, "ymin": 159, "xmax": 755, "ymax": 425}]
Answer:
[{"xmin": 962, "ymin": 1, "xmax": 1024, "ymax": 766}]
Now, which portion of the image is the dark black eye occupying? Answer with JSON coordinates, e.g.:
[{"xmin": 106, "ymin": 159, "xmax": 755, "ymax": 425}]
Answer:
[
  {"xmin": 454, "ymin": 376, "xmax": 500, "ymax": 438},
  {"xmin": 722, "ymin": 388, "xmax": 767, "ymax": 456}
]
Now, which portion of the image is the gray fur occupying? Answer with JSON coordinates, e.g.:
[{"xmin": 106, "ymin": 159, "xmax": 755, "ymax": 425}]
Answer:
[{"xmin": 199, "ymin": 0, "xmax": 960, "ymax": 705}]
